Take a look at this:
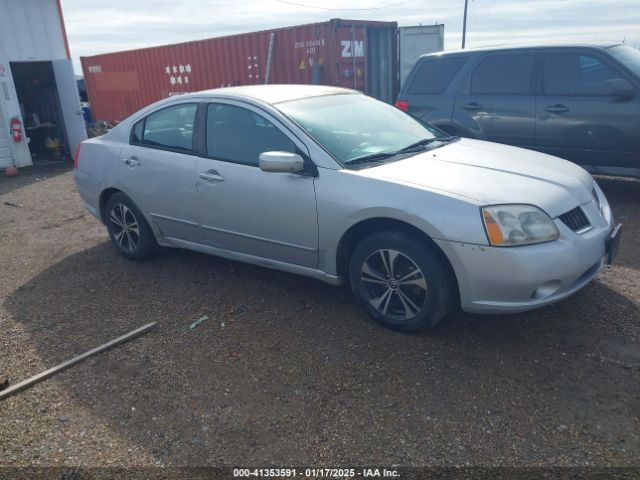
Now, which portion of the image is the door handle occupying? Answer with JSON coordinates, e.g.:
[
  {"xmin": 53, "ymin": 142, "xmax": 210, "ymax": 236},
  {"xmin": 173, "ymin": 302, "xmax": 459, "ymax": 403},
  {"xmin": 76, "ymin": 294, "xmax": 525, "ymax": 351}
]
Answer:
[
  {"xmin": 545, "ymin": 104, "xmax": 570, "ymax": 113},
  {"xmin": 462, "ymin": 102, "xmax": 482, "ymax": 111},
  {"xmin": 122, "ymin": 156, "xmax": 142, "ymax": 167},
  {"xmin": 199, "ymin": 171, "xmax": 224, "ymax": 182}
]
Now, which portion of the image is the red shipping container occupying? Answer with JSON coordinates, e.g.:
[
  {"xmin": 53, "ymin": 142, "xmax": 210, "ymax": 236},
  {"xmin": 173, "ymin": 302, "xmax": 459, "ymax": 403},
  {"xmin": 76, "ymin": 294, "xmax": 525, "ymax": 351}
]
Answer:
[{"xmin": 81, "ymin": 18, "xmax": 398, "ymax": 123}]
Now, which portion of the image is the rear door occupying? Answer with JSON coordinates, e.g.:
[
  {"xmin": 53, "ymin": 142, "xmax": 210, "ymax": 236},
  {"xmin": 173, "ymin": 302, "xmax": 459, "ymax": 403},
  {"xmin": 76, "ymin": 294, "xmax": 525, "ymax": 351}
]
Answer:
[
  {"xmin": 453, "ymin": 52, "xmax": 536, "ymax": 147},
  {"xmin": 535, "ymin": 49, "xmax": 639, "ymax": 168},
  {"xmin": 196, "ymin": 101, "xmax": 318, "ymax": 267},
  {"xmin": 364, "ymin": 26, "xmax": 394, "ymax": 102},
  {"xmin": 118, "ymin": 102, "xmax": 201, "ymax": 242}
]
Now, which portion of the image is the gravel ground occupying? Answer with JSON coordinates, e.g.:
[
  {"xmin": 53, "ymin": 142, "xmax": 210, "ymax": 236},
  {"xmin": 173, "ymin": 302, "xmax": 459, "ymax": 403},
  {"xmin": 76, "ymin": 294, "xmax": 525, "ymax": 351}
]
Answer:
[{"xmin": 0, "ymin": 163, "xmax": 639, "ymax": 469}]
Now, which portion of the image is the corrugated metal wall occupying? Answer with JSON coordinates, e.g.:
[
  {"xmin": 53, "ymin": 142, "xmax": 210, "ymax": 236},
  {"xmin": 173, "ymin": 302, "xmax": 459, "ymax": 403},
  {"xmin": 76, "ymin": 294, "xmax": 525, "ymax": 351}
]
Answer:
[
  {"xmin": 0, "ymin": 0, "xmax": 68, "ymax": 61},
  {"xmin": 0, "ymin": 0, "xmax": 74, "ymax": 168},
  {"xmin": 82, "ymin": 19, "xmax": 398, "ymax": 123}
]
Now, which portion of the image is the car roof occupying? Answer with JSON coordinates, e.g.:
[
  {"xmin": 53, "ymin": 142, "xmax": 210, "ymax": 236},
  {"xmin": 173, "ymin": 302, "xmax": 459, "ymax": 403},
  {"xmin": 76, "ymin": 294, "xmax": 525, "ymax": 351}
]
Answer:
[
  {"xmin": 419, "ymin": 43, "xmax": 624, "ymax": 59},
  {"xmin": 182, "ymin": 84, "xmax": 356, "ymax": 105}
]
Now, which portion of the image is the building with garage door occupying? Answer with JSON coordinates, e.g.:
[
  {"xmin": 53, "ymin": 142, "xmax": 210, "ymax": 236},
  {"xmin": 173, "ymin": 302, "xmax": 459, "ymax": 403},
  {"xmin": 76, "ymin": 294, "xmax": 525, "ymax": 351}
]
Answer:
[{"xmin": 0, "ymin": 0, "xmax": 86, "ymax": 170}]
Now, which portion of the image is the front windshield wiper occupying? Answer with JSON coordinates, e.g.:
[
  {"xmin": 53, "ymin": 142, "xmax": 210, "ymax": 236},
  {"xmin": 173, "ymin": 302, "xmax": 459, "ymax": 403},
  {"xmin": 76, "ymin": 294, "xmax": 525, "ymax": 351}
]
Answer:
[
  {"xmin": 345, "ymin": 152, "xmax": 397, "ymax": 165},
  {"xmin": 345, "ymin": 136, "xmax": 458, "ymax": 166},
  {"xmin": 395, "ymin": 136, "xmax": 457, "ymax": 154}
]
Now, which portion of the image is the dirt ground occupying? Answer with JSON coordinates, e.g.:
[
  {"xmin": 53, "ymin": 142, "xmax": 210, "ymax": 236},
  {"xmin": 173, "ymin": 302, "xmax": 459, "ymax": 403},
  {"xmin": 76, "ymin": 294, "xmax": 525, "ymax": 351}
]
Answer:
[{"xmin": 0, "ymin": 163, "xmax": 639, "ymax": 469}]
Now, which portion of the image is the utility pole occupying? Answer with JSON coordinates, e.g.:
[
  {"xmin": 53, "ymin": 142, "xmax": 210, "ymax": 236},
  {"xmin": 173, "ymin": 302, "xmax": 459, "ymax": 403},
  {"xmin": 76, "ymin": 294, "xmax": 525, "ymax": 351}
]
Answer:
[{"xmin": 462, "ymin": 0, "xmax": 469, "ymax": 49}]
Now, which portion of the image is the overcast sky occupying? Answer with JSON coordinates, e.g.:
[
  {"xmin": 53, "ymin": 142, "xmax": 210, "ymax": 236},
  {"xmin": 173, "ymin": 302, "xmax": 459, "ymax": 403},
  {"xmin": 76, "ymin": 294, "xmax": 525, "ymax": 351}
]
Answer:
[{"xmin": 60, "ymin": 0, "xmax": 640, "ymax": 74}]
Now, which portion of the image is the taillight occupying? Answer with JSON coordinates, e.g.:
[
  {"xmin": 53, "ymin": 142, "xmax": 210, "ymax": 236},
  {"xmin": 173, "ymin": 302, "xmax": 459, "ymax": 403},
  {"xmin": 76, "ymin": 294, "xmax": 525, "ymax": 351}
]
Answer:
[
  {"xmin": 395, "ymin": 100, "xmax": 409, "ymax": 111},
  {"xmin": 74, "ymin": 142, "xmax": 82, "ymax": 169}
]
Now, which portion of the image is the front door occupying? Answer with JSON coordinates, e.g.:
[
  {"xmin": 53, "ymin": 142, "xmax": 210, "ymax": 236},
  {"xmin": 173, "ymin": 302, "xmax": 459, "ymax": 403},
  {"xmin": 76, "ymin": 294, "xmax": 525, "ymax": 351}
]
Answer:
[
  {"xmin": 535, "ymin": 49, "xmax": 640, "ymax": 168},
  {"xmin": 453, "ymin": 52, "xmax": 536, "ymax": 148},
  {"xmin": 118, "ymin": 102, "xmax": 201, "ymax": 243},
  {"xmin": 196, "ymin": 101, "xmax": 318, "ymax": 268}
]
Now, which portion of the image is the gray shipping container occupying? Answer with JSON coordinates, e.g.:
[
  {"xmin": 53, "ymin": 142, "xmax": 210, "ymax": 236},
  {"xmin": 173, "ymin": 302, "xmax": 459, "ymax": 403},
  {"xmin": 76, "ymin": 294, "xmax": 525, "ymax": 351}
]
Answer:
[{"xmin": 398, "ymin": 24, "xmax": 445, "ymax": 87}]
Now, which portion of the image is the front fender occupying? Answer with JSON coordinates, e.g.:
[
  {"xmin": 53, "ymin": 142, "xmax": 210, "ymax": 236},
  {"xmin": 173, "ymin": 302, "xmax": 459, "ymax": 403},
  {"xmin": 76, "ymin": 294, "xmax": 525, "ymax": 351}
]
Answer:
[{"xmin": 314, "ymin": 168, "xmax": 485, "ymax": 276}]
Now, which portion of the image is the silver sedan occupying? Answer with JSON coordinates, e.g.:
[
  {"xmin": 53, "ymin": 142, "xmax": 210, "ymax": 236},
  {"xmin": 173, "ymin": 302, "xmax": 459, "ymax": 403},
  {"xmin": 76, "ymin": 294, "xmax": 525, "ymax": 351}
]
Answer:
[{"xmin": 74, "ymin": 85, "xmax": 622, "ymax": 332}]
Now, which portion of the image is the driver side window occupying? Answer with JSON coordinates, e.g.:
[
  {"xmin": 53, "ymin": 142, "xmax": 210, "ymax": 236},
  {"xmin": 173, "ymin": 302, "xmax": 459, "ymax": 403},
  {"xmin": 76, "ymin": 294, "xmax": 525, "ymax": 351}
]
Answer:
[
  {"xmin": 543, "ymin": 53, "xmax": 622, "ymax": 95},
  {"xmin": 206, "ymin": 103, "xmax": 296, "ymax": 166}
]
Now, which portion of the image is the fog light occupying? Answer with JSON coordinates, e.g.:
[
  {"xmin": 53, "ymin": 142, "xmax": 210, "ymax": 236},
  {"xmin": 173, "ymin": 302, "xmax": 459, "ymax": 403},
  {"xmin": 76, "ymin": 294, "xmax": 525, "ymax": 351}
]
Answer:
[{"xmin": 531, "ymin": 280, "xmax": 561, "ymax": 300}]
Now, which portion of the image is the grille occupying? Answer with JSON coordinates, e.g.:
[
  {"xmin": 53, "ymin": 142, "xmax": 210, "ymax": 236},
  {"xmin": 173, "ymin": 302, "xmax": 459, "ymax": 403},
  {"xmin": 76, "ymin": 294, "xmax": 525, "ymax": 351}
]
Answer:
[{"xmin": 559, "ymin": 207, "xmax": 591, "ymax": 233}]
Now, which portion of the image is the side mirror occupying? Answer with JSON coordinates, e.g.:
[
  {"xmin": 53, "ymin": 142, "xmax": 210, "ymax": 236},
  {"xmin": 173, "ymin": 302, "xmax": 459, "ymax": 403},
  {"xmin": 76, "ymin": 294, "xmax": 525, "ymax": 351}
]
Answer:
[
  {"xmin": 259, "ymin": 151, "xmax": 304, "ymax": 173},
  {"xmin": 606, "ymin": 78, "xmax": 635, "ymax": 99}
]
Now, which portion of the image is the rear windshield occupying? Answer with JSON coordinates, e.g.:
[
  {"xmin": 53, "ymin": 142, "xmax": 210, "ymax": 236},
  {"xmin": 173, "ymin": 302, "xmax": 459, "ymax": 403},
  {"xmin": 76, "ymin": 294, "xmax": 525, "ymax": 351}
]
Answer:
[
  {"xmin": 608, "ymin": 45, "xmax": 640, "ymax": 77},
  {"xmin": 408, "ymin": 57, "xmax": 467, "ymax": 95}
]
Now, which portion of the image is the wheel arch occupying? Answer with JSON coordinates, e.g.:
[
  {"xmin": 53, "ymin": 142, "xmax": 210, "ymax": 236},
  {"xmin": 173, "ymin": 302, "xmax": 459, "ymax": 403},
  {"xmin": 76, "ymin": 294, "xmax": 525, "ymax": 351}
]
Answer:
[
  {"xmin": 98, "ymin": 187, "xmax": 124, "ymax": 224},
  {"xmin": 335, "ymin": 217, "xmax": 460, "ymax": 306}
]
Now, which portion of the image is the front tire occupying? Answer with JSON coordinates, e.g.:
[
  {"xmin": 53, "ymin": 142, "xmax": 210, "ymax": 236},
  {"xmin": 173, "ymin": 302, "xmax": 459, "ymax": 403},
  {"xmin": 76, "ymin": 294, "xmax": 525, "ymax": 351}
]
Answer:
[
  {"xmin": 349, "ymin": 231, "xmax": 452, "ymax": 332},
  {"xmin": 105, "ymin": 193, "xmax": 159, "ymax": 260}
]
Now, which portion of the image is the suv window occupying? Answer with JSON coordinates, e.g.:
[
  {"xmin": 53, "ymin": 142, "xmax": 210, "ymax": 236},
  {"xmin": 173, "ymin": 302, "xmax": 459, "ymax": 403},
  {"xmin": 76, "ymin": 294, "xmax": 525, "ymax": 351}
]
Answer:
[
  {"xmin": 408, "ymin": 57, "xmax": 467, "ymax": 95},
  {"xmin": 139, "ymin": 103, "xmax": 197, "ymax": 152},
  {"xmin": 543, "ymin": 53, "xmax": 622, "ymax": 95},
  {"xmin": 470, "ymin": 54, "xmax": 533, "ymax": 95},
  {"xmin": 206, "ymin": 103, "xmax": 296, "ymax": 166}
]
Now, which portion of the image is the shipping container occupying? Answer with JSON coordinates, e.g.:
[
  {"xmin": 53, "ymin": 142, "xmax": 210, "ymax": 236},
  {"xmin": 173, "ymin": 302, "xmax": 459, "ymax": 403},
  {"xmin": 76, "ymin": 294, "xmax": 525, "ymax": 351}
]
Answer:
[
  {"xmin": 81, "ymin": 19, "xmax": 398, "ymax": 124},
  {"xmin": 398, "ymin": 24, "xmax": 445, "ymax": 86}
]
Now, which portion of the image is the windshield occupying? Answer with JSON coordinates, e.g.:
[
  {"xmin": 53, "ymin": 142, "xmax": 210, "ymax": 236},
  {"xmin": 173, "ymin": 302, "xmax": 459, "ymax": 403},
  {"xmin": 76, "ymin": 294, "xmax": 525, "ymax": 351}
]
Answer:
[
  {"xmin": 608, "ymin": 45, "xmax": 640, "ymax": 76},
  {"xmin": 276, "ymin": 93, "xmax": 444, "ymax": 165}
]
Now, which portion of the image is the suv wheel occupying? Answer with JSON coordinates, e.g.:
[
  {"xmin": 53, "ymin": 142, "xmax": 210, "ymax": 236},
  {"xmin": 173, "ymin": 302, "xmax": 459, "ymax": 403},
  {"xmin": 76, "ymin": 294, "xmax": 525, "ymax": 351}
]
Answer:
[
  {"xmin": 105, "ymin": 193, "xmax": 159, "ymax": 260},
  {"xmin": 349, "ymin": 231, "xmax": 452, "ymax": 332}
]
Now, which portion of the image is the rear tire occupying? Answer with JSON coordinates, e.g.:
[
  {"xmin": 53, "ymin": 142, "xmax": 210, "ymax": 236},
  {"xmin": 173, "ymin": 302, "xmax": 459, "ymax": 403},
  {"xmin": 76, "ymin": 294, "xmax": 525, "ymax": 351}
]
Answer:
[
  {"xmin": 105, "ymin": 192, "xmax": 159, "ymax": 260},
  {"xmin": 349, "ymin": 230, "xmax": 452, "ymax": 333}
]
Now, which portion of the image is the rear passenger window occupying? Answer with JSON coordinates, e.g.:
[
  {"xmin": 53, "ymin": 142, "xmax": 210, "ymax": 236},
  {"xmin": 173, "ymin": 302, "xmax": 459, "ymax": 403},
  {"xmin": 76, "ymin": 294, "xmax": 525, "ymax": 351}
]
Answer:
[
  {"xmin": 470, "ymin": 54, "xmax": 533, "ymax": 95},
  {"xmin": 408, "ymin": 57, "xmax": 467, "ymax": 95},
  {"xmin": 141, "ymin": 103, "xmax": 197, "ymax": 152},
  {"xmin": 543, "ymin": 53, "xmax": 622, "ymax": 95},
  {"xmin": 206, "ymin": 103, "xmax": 296, "ymax": 166}
]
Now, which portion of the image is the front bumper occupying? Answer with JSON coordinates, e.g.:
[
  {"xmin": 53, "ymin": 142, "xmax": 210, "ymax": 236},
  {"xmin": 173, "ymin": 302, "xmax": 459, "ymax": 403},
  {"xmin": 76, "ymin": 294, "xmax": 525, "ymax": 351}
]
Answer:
[{"xmin": 435, "ymin": 201, "xmax": 617, "ymax": 314}]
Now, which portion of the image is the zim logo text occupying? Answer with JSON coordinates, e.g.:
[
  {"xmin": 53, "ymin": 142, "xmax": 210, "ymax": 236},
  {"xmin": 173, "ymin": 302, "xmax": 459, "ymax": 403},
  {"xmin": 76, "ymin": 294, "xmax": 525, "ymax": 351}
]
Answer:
[{"xmin": 341, "ymin": 40, "xmax": 364, "ymax": 58}]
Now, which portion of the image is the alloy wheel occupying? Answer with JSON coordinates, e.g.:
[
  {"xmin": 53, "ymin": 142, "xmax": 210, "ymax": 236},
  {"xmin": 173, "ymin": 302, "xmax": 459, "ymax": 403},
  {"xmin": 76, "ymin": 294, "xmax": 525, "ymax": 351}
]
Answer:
[
  {"xmin": 360, "ymin": 249, "xmax": 428, "ymax": 321},
  {"xmin": 109, "ymin": 203, "xmax": 140, "ymax": 252}
]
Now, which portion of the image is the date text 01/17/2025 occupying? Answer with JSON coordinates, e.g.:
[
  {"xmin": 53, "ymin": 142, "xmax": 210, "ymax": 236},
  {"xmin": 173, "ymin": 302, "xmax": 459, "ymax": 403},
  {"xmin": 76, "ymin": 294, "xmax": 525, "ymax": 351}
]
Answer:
[{"xmin": 232, "ymin": 468, "xmax": 400, "ymax": 478}]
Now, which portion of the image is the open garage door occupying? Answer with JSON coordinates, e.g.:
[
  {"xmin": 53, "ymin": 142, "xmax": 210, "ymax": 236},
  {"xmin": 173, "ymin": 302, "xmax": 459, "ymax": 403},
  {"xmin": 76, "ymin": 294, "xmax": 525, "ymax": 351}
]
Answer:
[
  {"xmin": 0, "ymin": 98, "xmax": 14, "ymax": 168},
  {"xmin": 52, "ymin": 59, "xmax": 86, "ymax": 155}
]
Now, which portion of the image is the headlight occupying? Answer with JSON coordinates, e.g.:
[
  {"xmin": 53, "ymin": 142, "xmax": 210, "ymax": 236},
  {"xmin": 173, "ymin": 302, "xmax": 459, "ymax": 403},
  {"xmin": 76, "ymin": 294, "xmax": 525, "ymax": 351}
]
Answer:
[
  {"xmin": 592, "ymin": 181, "xmax": 609, "ymax": 219},
  {"xmin": 592, "ymin": 187, "xmax": 601, "ymax": 212},
  {"xmin": 481, "ymin": 204, "xmax": 559, "ymax": 246}
]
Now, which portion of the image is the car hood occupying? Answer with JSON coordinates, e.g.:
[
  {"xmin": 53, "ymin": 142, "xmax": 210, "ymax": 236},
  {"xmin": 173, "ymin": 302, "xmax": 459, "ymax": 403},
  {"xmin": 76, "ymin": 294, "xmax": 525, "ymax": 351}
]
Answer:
[{"xmin": 354, "ymin": 138, "xmax": 594, "ymax": 218}]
